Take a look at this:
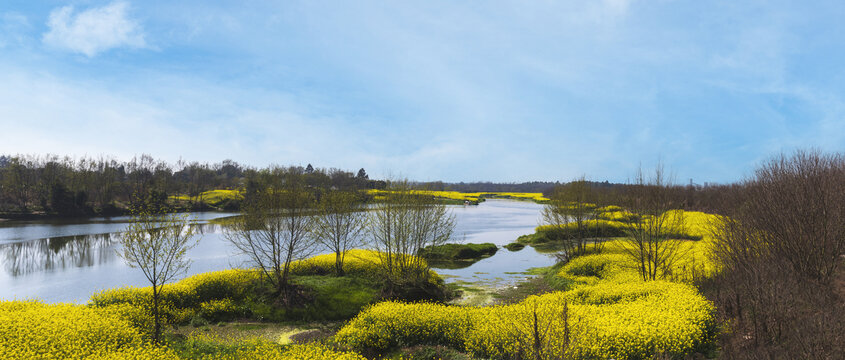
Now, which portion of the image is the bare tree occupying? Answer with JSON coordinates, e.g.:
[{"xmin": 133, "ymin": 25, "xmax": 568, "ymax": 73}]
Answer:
[
  {"xmin": 743, "ymin": 150, "xmax": 845, "ymax": 282},
  {"xmin": 542, "ymin": 176, "xmax": 603, "ymax": 261},
  {"xmin": 490, "ymin": 297, "xmax": 573, "ymax": 360},
  {"xmin": 118, "ymin": 212, "xmax": 198, "ymax": 344},
  {"xmin": 224, "ymin": 172, "xmax": 316, "ymax": 302},
  {"xmin": 312, "ymin": 190, "xmax": 367, "ymax": 276},
  {"xmin": 369, "ymin": 180, "xmax": 455, "ymax": 289},
  {"xmin": 707, "ymin": 150, "xmax": 845, "ymax": 358},
  {"xmin": 620, "ymin": 164, "xmax": 686, "ymax": 281}
]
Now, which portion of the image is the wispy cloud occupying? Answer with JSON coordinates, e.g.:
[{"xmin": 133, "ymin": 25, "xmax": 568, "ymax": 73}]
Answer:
[
  {"xmin": 42, "ymin": 1, "xmax": 146, "ymax": 57},
  {"xmin": 0, "ymin": 12, "xmax": 31, "ymax": 49}
]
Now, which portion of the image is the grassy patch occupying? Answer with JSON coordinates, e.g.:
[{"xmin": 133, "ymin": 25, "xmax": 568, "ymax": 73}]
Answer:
[
  {"xmin": 419, "ymin": 243, "xmax": 498, "ymax": 261},
  {"xmin": 286, "ymin": 275, "xmax": 380, "ymax": 321}
]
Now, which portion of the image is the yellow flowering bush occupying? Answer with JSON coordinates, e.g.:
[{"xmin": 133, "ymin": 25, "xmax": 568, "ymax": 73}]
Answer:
[
  {"xmin": 90, "ymin": 268, "xmax": 261, "ymax": 328},
  {"xmin": 291, "ymin": 249, "xmax": 442, "ymax": 284},
  {"xmin": 464, "ymin": 297, "xmax": 573, "ymax": 360},
  {"xmin": 335, "ymin": 301, "xmax": 479, "ymax": 350},
  {"xmin": 290, "ymin": 249, "xmax": 384, "ymax": 277},
  {"xmin": 596, "ymin": 209, "xmax": 637, "ymax": 222},
  {"xmin": 0, "ymin": 300, "xmax": 176, "ymax": 359},
  {"xmin": 198, "ymin": 298, "xmax": 245, "ymax": 321},
  {"xmin": 193, "ymin": 341, "xmax": 365, "ymax": 360}
]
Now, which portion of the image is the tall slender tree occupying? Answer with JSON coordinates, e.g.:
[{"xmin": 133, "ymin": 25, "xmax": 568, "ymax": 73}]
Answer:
[
  {"xmin": 312, "ymin": 190, "xmax": 367, "ymax": 276},
  {"xmin": 224, "ymin": 171, "xmax": 317, "ymax": 302},
  {"xmin": 118, "ymin": 212, "xmax": 198, "ymax": 343}
]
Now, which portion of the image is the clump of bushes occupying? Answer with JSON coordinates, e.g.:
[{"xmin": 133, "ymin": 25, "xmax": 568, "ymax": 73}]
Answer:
[
  {"xmin": 90, "ymin": 269, "xmax": 262, "ymax": 327},
  {"xmin": 705, "ymin": 150, "xmax": 845, "ymax": 359}
]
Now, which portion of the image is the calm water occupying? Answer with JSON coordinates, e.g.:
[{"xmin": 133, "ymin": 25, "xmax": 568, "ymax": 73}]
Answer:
[
  {"xmin": 0, "ymin": 200, "xmax": 553, "ymax": 303},
  {"xmin": 436, "ymin": 199, "xmax": 556, "ymax": 287}
]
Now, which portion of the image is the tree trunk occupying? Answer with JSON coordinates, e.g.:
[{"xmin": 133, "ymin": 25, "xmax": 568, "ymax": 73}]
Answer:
[
  {"xmin": 335, "ymin": 252, "xmax": 344, "ymax": 276},
  {"xmin": 153, "ymin": 284, "xmax": 161, "ymax": 344}
]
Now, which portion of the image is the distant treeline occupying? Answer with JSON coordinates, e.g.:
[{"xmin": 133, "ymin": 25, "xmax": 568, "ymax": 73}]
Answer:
[
  {"xmin": 421, "ymin": 180, "xmax": 620, "ymax": 194},
  {"xmin": 0, "ymin": 152, "xmax": 738, "ymax": 218},
  {"xmin": 0, "ymin": 154, "xmax": 383, "ymax": 217}
]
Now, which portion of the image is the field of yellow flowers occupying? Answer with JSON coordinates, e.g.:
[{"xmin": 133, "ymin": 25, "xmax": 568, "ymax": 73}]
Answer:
[
  {"xmin": 0, "ymin": 209, "xmax": 720, "ymax": 359},
  {"xmin": 1, "ymin": 250, "xmax": 438, "ymax": 359},
  {"xmin": 0, "ymin": 299, "xmax": 363, "ymax": 360},
  {"xmin": 170, "ymin": 189, "xmax": 243, "ymax": 207},
  {"xmin": 366, "ymin": 190, "xmax": 549, "ymax": 204},
  {"xmin": 335, "ymin": 211, "xmax": 720, "ymax": 359}
]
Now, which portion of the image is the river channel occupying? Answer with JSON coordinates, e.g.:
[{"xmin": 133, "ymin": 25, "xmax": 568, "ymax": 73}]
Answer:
[{"xmin": 0, "ymin": 199, "xmax": 554, "ymax": 303}]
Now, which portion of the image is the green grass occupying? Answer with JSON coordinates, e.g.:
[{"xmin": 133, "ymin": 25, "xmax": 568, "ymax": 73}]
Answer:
[
  {"xmin": 285, "ymin": 275, "xmax": 380, "ymax": 321},
  {"xmin": 419, "ymin": 243, "xmax": 498, "ymax": 261}
]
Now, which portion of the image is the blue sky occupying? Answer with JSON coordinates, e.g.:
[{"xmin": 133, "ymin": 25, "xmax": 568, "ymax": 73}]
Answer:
[{"xmin": 1, "ymin": 1, "xmax": 844, "ymax": 183}]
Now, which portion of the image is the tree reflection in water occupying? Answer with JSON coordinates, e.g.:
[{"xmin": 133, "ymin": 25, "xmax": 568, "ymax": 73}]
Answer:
[
  {"xmin": 2, "ymin": 233, "xmax": 118, "ymax": 277},
  {"xmin": 0, "ymin": 223, "xmax": 220, "ymax": 277}
]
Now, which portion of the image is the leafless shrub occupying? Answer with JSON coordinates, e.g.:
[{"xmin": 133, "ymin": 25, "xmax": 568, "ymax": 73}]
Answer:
[
  {"xmin": 619, "ymin": 164, "xmax": 687, "ymax": 281},
  {"xmin": 706, "ymin": 150, "xmax": 845, "ymax": 359}
]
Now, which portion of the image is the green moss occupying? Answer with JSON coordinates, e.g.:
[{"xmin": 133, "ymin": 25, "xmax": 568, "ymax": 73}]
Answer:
[
  {"xmin": 515, "ymin": 232, "xmax": 544, "ymax": 244},
  {"xmin": 419, "ymin": 243, "xmax": 498, "ymax": 261},
  {"xmin": 425, "ymin": 260, "xmax": 478, "ymax": 270},
  {"xmin": 503, "ymin": 242, "xmax": 525, "ymax": 251}
]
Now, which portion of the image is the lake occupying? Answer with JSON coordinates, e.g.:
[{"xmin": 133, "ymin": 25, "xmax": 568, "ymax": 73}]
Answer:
[{"xmin": 0, "ymin": 199, "xmax": 554, "ymax": 303}]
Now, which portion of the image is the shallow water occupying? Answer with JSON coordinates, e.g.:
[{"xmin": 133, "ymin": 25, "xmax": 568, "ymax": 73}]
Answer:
[
  {"xmin": 0, "ymin": 200, "xmax": 552, "ymax": 303},
  {"xmin": 434, "ymin": 199, "xmax": 556, "ymax": 287}
]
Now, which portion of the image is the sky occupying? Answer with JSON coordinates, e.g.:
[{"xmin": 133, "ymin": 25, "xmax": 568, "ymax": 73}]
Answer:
[{"xmin": 1, "ymin": 0, "xmax": 844, "ymax": 184}]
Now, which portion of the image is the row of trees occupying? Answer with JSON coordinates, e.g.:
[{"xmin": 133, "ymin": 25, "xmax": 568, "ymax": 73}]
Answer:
[
  {"xmin": 225, "ymin": 174, "xmax": 455, "ymax": 303},
  {"xmin": 120, "ymin": 173, "xmax": 456, "ymax": 343},
  {"xmin": 0, "ymin": 154, "xmax": 380, "ymax": 215}
]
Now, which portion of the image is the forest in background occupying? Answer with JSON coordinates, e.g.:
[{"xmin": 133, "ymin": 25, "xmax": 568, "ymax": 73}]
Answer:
[
  {"xmin": 0, "ymin": 154, "xmax": 382, "ymax": 217},
  {"xmin": 0, "ymin": 153, "xmax": 612, "ymax": 217}
]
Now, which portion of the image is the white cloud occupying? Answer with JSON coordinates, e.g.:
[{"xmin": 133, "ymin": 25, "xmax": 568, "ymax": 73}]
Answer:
[{"xmin": 42, "ymin": 1, "xmax": 145, "ymax": 57}]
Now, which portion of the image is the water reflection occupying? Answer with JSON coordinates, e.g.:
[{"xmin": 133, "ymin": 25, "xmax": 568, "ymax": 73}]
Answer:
[
  {"xmin": 0, "ymin": 204, "xmax": 551, "ymax": 302},
  {"xmin": 2, "ymin": 233, "xmax": 118, "ymax": 276},
  {"xmin": 0, "ymin": 222, "xmax": 230, "ymax": 278}
]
